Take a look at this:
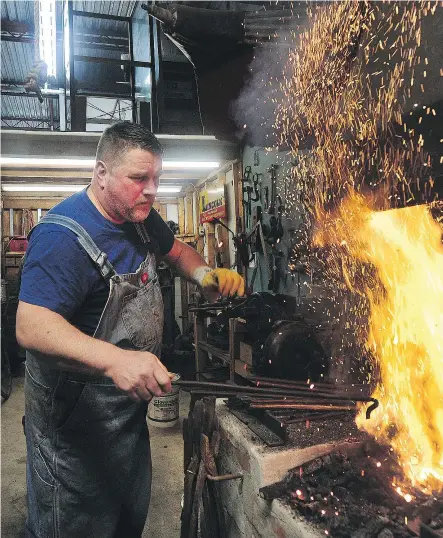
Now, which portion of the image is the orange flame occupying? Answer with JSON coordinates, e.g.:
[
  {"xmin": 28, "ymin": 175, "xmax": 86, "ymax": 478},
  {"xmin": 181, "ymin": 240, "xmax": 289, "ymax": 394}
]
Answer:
[{"xmin": 315, "ymin": 194, "xmax": 443, "ymax": 493}]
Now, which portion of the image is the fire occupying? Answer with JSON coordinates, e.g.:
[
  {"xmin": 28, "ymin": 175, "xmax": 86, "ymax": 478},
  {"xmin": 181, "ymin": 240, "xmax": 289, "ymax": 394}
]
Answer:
[
  {"xmin": 315, "ymin": 193, "xmax": 443, "ymax": 493},
  {"xmin": 267, "ymin": 0, "xmax": 442, "ymax": 494}
]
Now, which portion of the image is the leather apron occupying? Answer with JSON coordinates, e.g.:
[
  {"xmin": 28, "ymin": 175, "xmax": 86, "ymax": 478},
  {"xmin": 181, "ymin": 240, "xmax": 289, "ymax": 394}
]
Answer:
[{"xmin": 24, "ymin": 215, "xmax": 164, "ymax": 538}]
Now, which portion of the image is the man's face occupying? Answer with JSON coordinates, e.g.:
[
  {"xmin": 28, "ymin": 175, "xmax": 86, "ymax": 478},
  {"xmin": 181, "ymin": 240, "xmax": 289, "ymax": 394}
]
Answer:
[{"xmin": 98, "ymin": 148, "xmax": 163, "ymax": 223}]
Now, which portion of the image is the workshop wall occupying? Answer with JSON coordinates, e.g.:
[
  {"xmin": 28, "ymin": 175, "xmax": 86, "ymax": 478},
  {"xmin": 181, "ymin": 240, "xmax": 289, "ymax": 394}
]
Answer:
[
  {"xmin": 241, "ymin": 145, "xmax": 309, "ymax": 300},
  {"xmin": 241, "ymin": 147, "xmax": 378, "ymax": 383}
]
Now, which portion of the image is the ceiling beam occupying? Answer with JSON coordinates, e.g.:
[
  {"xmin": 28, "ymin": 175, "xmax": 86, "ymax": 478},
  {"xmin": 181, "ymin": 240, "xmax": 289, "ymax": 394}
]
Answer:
[
  {"xmin": 1, "ymin": 130, "xmax": 240, "ymax": 169},
  {"xmin": 0, "ymin": 33, "xmax": 33, "ymax": 43},
  {"xmin": 1, "ymin": 90, "xmax": 60, "ymax": 99},
  {"xmin": 1, "ymin": 19, "xmax": 33, "ymax": 34},
  {"xmin": 2, "ymin": 116, "xmax": 59, "ymax": 122}
]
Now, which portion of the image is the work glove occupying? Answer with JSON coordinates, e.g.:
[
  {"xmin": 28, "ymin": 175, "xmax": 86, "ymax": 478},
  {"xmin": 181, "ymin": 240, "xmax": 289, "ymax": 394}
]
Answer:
[{"xmin": 201, "ymin": 268, "xmax": 245, "ymax": 297}]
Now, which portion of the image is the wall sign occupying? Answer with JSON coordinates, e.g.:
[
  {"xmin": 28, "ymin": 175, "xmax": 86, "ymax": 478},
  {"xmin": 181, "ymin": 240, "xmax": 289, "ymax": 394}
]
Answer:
[{"xmin": 199, "ymin": 186, "xmax": 226, "ymax": 223}]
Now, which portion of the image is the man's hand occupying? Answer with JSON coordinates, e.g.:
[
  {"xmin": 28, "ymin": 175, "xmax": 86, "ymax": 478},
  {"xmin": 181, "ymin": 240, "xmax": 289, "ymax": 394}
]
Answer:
[
  {"xmin": 201, "ymin": 268, "xmax": 245, "ymax": 297},
  {"xmin": 106, "ymin": 350, "xmax": 172, "ymax": 402}
]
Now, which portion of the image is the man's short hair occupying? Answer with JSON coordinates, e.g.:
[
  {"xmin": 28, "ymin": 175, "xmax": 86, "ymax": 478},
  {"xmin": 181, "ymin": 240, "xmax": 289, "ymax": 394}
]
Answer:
[{"xmin": 96, "ymin": 121, "xmax": 163, "ymax": 168}]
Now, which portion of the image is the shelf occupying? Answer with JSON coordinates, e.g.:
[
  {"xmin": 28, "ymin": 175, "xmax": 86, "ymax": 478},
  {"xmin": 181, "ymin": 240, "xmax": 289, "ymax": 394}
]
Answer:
[{"xmin": 198, "ymin": 341, "xmax": 230, "ymax": 365}]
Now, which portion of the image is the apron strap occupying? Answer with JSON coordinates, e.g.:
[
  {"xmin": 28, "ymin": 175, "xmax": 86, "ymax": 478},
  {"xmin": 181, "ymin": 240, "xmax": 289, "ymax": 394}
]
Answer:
[{"xmin": 29, "ymin": 215, "xmax": 116, "ymax": 282}]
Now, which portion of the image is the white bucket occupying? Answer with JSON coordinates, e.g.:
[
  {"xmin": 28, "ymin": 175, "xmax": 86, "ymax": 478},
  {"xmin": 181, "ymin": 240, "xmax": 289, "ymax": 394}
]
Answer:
[{"xmin": 147, "ymin": 374, "xmax": 180, "ymax": 428}]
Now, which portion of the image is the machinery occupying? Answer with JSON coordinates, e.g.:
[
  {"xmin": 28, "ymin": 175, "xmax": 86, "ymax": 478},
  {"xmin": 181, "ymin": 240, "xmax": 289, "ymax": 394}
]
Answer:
[{"xmin": 201, "ymin": 293, "xmax": 328, "ymax": 382}]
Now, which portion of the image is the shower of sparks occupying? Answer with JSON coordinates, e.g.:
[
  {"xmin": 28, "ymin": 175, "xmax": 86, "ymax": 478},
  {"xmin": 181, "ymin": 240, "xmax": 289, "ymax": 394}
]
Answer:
[{"xmin": 267, "ymin": 0, "xmax": 443, "ymax": 494}]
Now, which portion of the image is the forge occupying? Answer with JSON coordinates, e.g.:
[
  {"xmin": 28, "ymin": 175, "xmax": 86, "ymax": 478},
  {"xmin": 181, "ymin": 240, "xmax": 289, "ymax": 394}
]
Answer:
[{"xmin": 181, "ymin": 396, "xmax": 443, "ymax": 538}]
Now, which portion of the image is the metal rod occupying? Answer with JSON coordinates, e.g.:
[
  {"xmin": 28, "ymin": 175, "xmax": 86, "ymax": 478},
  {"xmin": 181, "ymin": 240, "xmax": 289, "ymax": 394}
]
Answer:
[
  {"xmin": 252, "ymin": 380, "xmax": 370, "ymax": 397},
  {"xmin": 127, "ymin": 17, "xmax": 136, "ymax": 124},
  {"xmin": 249, "ymin": 376, "xmax": 371, "ymax": 392},
  {"xmin": 190, "ymin": 393, "xmax": 355, "ymax": 406},
  {"xmin": 72, "ymin": 10, "xmax": 130, "ymax": 22},
  {"xmin": 73, "ymin": 55, "xmax": 151, "ymax": 67},
  {"xmin": 250, "ymin": 403, "xmax": 357, "ymax": 411},
  {"xmin": 148, "ymin": 12, "xmax": 161, "ymax": 132},
  {"xmin": 246, "ymin": 398, "xmax": 357, "ymax": 406},
  {"xmin": 174, "ymin": 380, "xmax": 375, "ymax": 402},
  {"xmin": 189, "ymin": 390, "xmax": 241, "ymax": 398},
  {"xmin": 68, "ymin": 1, "xmax": 75, "ymax": 131}
]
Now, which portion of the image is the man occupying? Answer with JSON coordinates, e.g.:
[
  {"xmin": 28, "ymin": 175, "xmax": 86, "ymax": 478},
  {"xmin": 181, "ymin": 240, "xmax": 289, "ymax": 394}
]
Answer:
[{"xmin": 16, "ymin": 121, "xmax": 244, "ymax": 538}]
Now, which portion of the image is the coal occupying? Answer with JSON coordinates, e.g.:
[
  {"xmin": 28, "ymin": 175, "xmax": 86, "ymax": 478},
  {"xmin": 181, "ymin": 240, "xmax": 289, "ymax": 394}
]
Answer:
[
  {"xmin": 285, "ymin": 413, "xmax": 363, "ymax": 449},
  {"xmin": 262, "ymin": 440, "xmax": 443, "ymax": 538}
]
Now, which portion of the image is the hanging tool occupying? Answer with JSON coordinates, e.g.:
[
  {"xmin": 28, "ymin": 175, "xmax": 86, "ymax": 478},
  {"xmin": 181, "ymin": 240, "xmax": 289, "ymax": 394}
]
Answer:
[
  {"xmin": 242, "ymin": 166, "xmax": 253, "ymax": 230},
  {"xmin": 264, "ymin": 186, "xmax": 269, "ymax": 210},
  {"xmin": 265, "ymin": 216, "xmax": 283, "ymax": 246},
  {"xmin": 276, "ymin": 195, "xmax": 284, "ymax": 240},
  {"xmin": 242, "ymin": 186, "xmax": 253, "ymax": 229},
  {"xmin": 251, "ymin": 173, "xmax": 262, "ymax": 203},
  {"xmin": 252, "ymin": 206, "xmax": 263, "ymax": 254},
  {"xmin": 267, "ymin": 164, "xmax": 279, "ymax": 215},
  {"xmin": 248, "ymin": 217, "xmax": 268, "ymax": 294}
]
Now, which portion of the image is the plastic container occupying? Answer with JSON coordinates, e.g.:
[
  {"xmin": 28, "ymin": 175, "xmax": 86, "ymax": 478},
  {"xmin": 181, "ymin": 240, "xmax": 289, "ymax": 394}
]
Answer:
[{"xmin": 147, "ymin": 374, "xmax": 180, "ymax": 428}]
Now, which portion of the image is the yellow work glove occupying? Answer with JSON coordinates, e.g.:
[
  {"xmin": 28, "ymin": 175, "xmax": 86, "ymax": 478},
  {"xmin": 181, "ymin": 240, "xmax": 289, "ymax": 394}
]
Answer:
[{"xmin": 201, "ymin": 268, "xmax": 245, "ymax": 297}]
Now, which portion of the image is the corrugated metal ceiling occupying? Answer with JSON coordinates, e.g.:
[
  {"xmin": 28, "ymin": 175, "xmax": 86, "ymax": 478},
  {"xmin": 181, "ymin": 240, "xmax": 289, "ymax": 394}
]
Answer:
[
  {"xmin": 72, "ymin": 1, "xmax": 137, "ymax": 17},
  {"xmin": 1, "ymin": 93, "xmax": 60, "ymax": 126},
  {"xmin": 1, "ymin": 0, "xmax": 137, "ymax": 129},
  {"xmin": 1, "ymin": 40, "xmax": 34, "ymax": 84},
  {"xmin": 1, "ymin": 0, "xmax": 34, "ymax": 24}
]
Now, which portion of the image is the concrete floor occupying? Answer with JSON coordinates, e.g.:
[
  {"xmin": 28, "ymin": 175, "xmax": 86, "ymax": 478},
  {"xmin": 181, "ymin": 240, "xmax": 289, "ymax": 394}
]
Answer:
[{"xmin": 1, "ymin": 376, "xmax": 189, "ymax": 538}]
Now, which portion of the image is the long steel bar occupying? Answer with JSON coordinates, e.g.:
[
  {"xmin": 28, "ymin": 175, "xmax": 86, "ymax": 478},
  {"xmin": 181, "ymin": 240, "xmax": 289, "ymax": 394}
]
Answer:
[
  {"xmin": 249, "ymin": 376, "xmax": 371, "ymax": 392},
  {"xmin": 72, "ymin": 10, "xmax": 130, "ymax": 22},
  {"xmin": 189, "ymin": 392, "xmax": 358, "ymax": 406},
  {"xmin": 245, "ymin": 397, "xmax": 357, "ymax": 406},
  {"xmin": 73, "ymin": 55, "xmax": 151, "ymax": 67},
  {"xmin": 252, "ymin": 381, "xmax": 370, "ymax": 397},
  {"xmin": 250, "ymin": 403, "xmax": 357, "ymax": 411},
  {"xmin": 174, "ymin": 380, "xmax": 375, "ymax": 402},
  {"xmin": 127, "ymin": 14, "xmax": 137, "ymax": 124}
]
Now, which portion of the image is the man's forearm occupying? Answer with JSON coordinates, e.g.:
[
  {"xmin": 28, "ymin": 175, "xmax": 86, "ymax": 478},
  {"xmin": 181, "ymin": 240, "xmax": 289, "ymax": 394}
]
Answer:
[
  {"xmin": 16, "ymin": 301, "xmax": 120, "ymax": 375},
  {"xmin": 163, "ymin": 239, "xmax": 211, "ymax": 286},
  {"xmin": 163, "ymin": 238, "xmax": 245, "ymax": 297}
]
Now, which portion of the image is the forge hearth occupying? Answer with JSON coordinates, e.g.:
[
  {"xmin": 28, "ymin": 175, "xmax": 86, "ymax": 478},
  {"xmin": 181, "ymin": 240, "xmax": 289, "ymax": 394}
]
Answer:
[
  {"xmin": 213, "ymin": 400, "xmax": 443, "ymax": 538},
  {"xmin": 214, "ymin": 399, "xmax": 361, "ymax": 538}
]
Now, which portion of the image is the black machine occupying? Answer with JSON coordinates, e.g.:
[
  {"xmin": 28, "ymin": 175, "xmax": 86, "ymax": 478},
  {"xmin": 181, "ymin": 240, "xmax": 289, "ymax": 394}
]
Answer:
[{"xmin": 204, "ymin": 293, "xmax": 328, "ymax": 382}]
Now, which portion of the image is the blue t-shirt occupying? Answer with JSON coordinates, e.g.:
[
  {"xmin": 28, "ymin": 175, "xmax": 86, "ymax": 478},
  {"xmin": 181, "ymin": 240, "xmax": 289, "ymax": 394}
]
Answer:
[{"xmin": 19, "ymin": 189, "xmax": 174, "ymax": 336}]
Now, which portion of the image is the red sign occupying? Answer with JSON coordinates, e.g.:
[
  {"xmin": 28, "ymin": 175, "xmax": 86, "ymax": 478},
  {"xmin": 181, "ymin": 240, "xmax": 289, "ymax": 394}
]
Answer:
[{"xmin": 199, "ymin": 188, "xmax": 226, "ymax": 223}]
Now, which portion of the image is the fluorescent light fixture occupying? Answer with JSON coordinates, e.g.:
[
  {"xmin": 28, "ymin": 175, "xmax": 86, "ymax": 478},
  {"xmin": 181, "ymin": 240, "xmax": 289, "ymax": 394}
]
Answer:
[
  {"xmin": 157, "ymin": 186, "xmax": 182, "ymax": 193},
  {"xmin": 1, "ymin": 158, "xmax": 220, "ymax": 170},
  {"xmin": 162, "ymin": 161, "xmax": 220, "ymax": 170},
  {"xmin": 39, "ymin": 0, "xmax": 57, "ymax": 77},
  {"xmin": 1, "ymin": 158, "xmax": 95, "ymax": 168},
  {"xmin": 2, "ymin": 184, "xmax": 86, "ymax": 193},
  {"xmin": 1, "ymin": 184, "xmax": 182, "ymax": 194}
]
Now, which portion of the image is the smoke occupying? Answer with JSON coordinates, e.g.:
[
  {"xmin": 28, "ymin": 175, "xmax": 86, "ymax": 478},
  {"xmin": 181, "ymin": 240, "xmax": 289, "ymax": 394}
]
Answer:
[
  {"xmin": 230, "ymin": 37, "xmax": 293, "ymax": 147},
  {"xmin": 230, "ymin": 1, "xmax": 314, "ymax": 148}
]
